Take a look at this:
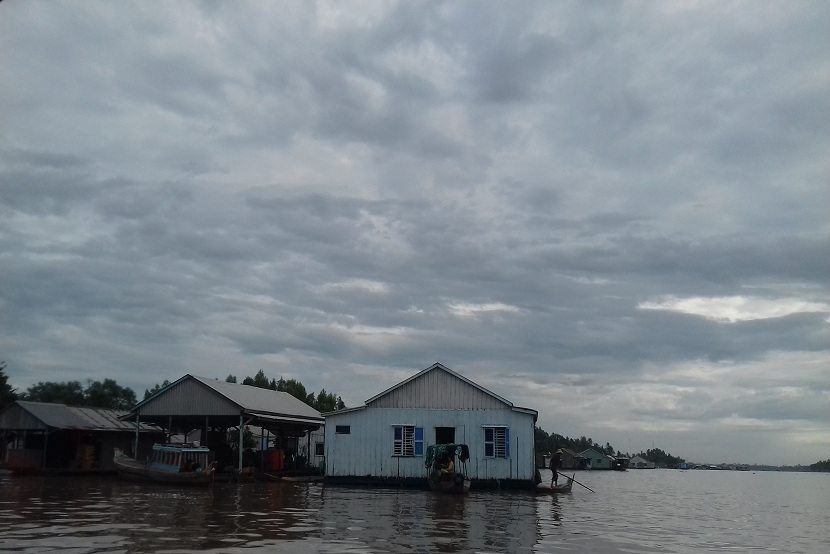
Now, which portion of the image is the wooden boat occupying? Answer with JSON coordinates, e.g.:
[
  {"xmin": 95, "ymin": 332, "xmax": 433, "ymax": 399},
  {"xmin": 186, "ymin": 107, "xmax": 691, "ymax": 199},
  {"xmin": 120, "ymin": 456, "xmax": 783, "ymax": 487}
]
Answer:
[
  {"xmin": 114, "ymin": 443, "xmax": 215, "ymax": 485},
  {"xmin": 425, "ymin": 444, "xmax": 471, "ymax": 494},
  {"xmin": 538, "ymin": 474, "xmax": 574, "ymax": 494}
]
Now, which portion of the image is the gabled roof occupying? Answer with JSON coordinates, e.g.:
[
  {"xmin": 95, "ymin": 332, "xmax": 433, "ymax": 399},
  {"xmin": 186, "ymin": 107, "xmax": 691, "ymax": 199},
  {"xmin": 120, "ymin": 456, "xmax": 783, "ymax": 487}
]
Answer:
[
  {"xmin": 0, "ymin": 401, "xmax": 162, "ymax": 432},
  {"xmin": 132, "ymin": 374, "xmax": 323, "ymax": 423},
  {"xmin": 365, "ymin": 362, "xmax": 514, "ymax": 407}
]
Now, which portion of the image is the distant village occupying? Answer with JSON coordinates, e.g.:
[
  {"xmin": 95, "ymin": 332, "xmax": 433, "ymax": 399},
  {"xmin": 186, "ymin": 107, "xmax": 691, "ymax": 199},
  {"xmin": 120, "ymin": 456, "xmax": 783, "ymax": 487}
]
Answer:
[{"xmin": 1, "ymin": 361, "xmax": 827, "ymax": 484}]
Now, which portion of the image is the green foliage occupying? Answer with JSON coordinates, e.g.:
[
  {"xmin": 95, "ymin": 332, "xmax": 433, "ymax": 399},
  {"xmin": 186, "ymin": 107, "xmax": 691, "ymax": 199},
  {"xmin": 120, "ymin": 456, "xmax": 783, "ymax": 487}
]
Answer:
[
  {"xmin": 809, "ymin": 459, "xmax": 830, "ymax": 472},
  {"xmin": 634, "ymin": 448, "xmax": 685, "ymax": 467},
  {"xmin": 0, "ymin": 361, "xmax": 18, "ymax": 411},
  {"xmin": 534, "ymin": 426, "xmax": 612, "ymax": 456},
  {"xmin": 234, "ymin": 371, "xmax": 346, "ymax": 412},
  {"xmin": 85, "ymin": 378, "xmax": 137, "ymax": 410},
  {"xmin": 225, "ymin": 374, "xmax": 237, "ymax": 383},
  {"xmin": 143, "ymin": 380, "xmax": 171, "ymax": 400},
  {"xmin": 22, "ymin": 380, "xmax": 86, "ymax": 405},
  {"xmin": 23, "ymin": 378, "xmax": 137, "ymax": 410}
]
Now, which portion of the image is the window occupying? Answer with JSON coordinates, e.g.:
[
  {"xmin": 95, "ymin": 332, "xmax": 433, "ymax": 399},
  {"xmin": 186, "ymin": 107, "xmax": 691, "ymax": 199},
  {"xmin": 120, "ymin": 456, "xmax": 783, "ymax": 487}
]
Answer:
[
  {"xmin": 335, "ymin": 425, "xmax": 350, "ymax": 434},
  {"xmin": 392, "ymin": 425, "xmax": 423, "ymax": 456},
  {"xmin": 315, "ymin": 442, "xmax": 324, "ymax": 456},
  {"xmin": 484, "ymin": 426, "xmax": 509, "ymax": 458}
]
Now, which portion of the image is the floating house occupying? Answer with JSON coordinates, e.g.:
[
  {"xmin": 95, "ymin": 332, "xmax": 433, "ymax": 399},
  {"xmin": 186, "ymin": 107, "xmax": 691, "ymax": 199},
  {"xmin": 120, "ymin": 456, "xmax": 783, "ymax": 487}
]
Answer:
[
  {"xmin": 323, "ymin": 363, "xmax": 538, "ymax": 489},
  {"xmin": 629, "ymin": 455, "xmax": 656, "ymax": 469},
  {"xmin": 557, "ymin": 447, "xmax": 584, "ymax": 470},
  {"xmin": 126, "ymin": 374, "xmax": 324, "ymax": 472},
  {"xmin": 579, "ymin": 447, "xmax": 613, "ymax": 470},
  {"xmin": 0, "ymin": 400, "xmax": 164, "ymax": 473}
]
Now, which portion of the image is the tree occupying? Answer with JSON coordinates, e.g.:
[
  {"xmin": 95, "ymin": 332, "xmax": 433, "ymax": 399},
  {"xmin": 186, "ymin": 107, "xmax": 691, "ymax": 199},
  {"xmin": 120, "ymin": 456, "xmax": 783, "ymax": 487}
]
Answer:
[
  {"xmin": 144, "ymin": 379, "xmax": 171, "ymax": 400},
  {"xmin": 0, "ymin": 361, "xmax": 18, "ymax": 411},
  {"xmin": 22, "ymin": 380, "xmax": 85, "ymax": 405},
  {"xmin": 225, "ymin": 374, "xmax": 237, "ymax": 383},
  {"xmin": 84, "ymin": 378, "xmax": 137, "ymax": 410},
  {"xmin": 252, "ymin": 369, "xmax": 270, "ymax": 389}
]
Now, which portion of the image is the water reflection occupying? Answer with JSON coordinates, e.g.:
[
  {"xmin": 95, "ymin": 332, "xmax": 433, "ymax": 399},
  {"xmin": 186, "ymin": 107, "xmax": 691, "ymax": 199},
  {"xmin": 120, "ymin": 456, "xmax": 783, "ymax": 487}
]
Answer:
[{"xmin": 1, "ymin": 470, "xmax": 829, "ymax": 553}]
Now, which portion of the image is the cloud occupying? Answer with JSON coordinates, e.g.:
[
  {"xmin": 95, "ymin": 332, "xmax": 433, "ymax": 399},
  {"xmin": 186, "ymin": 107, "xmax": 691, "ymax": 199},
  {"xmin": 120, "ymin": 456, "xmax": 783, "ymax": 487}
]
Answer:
[
  {"xmin": 1, "ymin": 0, "xmax": 828, "ymax": 465},
  {"xmin": 639, "ymin": 295, "xmax": 830, "ymax": 322}
]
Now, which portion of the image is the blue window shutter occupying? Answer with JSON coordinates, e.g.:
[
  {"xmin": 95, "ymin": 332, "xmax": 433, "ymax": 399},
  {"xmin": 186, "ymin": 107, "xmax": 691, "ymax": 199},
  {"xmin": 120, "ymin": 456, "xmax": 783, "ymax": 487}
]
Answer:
[
  {"xmin": 414, "ymin": 427, "xmax": 424, "ymax": 456},
  {"xmin": 505, "ymin": 428, "xmax": 510, "ymax": 457}
]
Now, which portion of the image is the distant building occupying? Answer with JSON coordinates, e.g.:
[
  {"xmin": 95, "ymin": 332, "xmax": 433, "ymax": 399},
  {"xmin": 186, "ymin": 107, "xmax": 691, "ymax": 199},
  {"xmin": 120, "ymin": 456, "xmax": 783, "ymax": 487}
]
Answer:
[
  {"xmin": 323, "ymin": 363, "xmax": 539, "ymax": 488},
  {"xmin": 579, "ymin": 447, "xmax": 613, "ymax": 470},
  {"xmin": 0, "ymin": 400, "xmax": 164, "ymax": 473},
  {"xmin": 557, "ymin": 448, "xmax": 584, "ymax": 470},
  {"xmin": 629, "ymin": 455, "xmax": 656, "ymax": 469}
]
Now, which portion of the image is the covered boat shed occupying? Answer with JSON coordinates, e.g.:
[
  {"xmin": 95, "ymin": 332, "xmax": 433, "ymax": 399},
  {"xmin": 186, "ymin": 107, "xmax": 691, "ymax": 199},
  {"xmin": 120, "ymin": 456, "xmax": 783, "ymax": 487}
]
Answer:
[
  {"xmin": 0, "ymin": 400, "xmax": 164, "ymax": 473},
  {"xmin": 127, "ymin": 374, "xmax": 324, "ymax": 471}
]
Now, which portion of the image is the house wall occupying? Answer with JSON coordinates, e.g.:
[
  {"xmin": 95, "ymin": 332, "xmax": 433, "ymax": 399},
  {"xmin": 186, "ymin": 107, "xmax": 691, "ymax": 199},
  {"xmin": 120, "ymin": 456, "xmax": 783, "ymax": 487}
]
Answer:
[
  {"xmin": 324, "ymin": 407, "xmax": 536, "ymax": 482},
  {"xmin": 581, "ymin": 449, "xmax": 612, "ymax": 469}
]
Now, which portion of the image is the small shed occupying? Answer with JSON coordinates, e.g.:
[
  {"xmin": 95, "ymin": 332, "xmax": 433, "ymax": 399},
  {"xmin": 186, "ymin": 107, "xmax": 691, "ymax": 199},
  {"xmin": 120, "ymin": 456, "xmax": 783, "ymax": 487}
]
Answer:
[
  {"xmin": 127, "ymin": 374, "xmax": 324, "ymax": 471},
  {"xmin": 0, "ymin": 400, "xmax": 164, "ymax": 473},
  {"xmin": 323, "ymin": 362, "xmax": 538, "ymax": 489},
  {"xmin": 579, "ymin": 447, "xmax": 613, "ymax": 470}
]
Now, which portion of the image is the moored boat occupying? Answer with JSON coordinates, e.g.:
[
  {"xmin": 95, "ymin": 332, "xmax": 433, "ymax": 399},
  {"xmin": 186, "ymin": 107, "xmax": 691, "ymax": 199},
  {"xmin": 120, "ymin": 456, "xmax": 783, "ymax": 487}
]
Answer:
[
  {"xmin": 114, "ymin": 443, "xmax": 215, "ymax": 485},
  {"xmin": 425, "ymin": 443, "xmax": 471, "ymax": 494}
]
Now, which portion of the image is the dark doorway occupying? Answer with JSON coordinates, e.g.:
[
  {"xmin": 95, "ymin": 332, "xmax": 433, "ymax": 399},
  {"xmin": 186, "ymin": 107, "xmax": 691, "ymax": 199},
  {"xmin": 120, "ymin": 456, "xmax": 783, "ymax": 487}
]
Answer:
[{"xmin": 435, "ymin": 427, "xmax": 455, "ymax": 444}]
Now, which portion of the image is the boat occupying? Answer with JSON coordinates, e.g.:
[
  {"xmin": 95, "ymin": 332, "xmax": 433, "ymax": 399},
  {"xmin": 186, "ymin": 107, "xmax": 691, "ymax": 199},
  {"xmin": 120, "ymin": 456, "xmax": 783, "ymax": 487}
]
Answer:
[
  {"xmin": 425, "ymin": 443, "xmax": 471, "ymax": 494},
  {"xmin": 114, "ymin": 443, "xmax": 215, "ymax": 485},
  {"xmin": 538, "ymin": 474, "xmax": 574, "ymax": 494}
]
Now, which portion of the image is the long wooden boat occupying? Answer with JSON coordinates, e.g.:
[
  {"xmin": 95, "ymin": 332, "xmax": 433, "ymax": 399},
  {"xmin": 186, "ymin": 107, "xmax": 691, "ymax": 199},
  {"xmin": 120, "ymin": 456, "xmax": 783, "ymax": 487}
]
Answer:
[
  {"xmin": 538, "ymin": 474, "xmax": 574, "ymax": 494},
  {"xmin": 425, "ymin": 444, "xmax": 471, "ymax": 494},
  {"xmin": 114, "ymin": 443, "xmax": 215, "ymax": 485}
]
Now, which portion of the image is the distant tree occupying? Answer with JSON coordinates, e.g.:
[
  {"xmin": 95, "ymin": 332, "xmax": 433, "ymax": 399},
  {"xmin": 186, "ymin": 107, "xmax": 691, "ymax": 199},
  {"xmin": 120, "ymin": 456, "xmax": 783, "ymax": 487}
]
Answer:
[
  {"xmin": 635, "ymin": 448, "xmax": 685, "ymax": 468},
  {"xmin": 336, "ymin": 396, "xmax": 345, "ymax": 410},
  {"xmin": 84, "ymin": 378, "xmax": 137, "ymax": 410},
  {"xmin": 809, "ymin": 459, "xmax": 830, "ymax": 472},
  {"xmin": 241, "ymin": 376, "xmax": 255, "ymax": 386},
  {"xmin": 277, "ymin": 378, "xmax": 308, "ymax": 403},
  {"xmin": 144, "ymin": 379, "xmax": 171, "ymax": 400},
  {"xmin": 0, "ymin": 361, "xmax": 18, "ymax": 411},
  {"xmin": 248, "ymin": 369, "xmax": 269, "ymax": 389},
  {"xmin": 22, "ymin": 380, "xmax": 86, "ymax": 405},
  {"xmin": 225, "ymin": 374, "xmax": 237, "ymax": 383}
]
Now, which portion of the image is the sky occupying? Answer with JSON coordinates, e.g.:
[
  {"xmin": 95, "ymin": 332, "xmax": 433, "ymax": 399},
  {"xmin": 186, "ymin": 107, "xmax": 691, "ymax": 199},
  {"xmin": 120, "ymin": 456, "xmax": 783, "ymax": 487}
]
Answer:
[{"xmin": 1, "ymin": 1, "xmax": 828, "ymax": 466}]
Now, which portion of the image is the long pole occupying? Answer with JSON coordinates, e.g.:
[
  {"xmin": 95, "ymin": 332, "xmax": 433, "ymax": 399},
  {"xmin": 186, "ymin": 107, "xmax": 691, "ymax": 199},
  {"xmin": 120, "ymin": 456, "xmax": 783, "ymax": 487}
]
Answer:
[{"xmin": 567, "ymin": 473, "xmax": 595, "ymax": 493}]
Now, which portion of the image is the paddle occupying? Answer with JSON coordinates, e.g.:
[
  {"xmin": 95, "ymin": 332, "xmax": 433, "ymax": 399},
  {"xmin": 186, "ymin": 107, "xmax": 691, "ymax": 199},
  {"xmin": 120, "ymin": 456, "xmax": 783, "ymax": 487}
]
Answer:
[{"xmin": 565, "ymin": 473, "xmax": 595, "ymax": 493}]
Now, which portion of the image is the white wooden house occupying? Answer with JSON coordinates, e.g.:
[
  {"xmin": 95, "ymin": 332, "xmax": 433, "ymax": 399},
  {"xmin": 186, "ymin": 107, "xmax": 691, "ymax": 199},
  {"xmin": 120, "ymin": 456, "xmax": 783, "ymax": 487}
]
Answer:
[
  {"xmin": 323, "ymin": 363, "xmax": 539, "ymax": 489},
  {"xmin": 579, "ymin": 447, "xmax": 613, "ymax": 470}
]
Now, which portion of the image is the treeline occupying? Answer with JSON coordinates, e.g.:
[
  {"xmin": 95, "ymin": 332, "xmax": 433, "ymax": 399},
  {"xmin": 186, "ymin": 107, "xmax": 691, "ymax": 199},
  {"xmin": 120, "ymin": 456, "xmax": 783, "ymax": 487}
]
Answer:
[
  {"xmin": 809, "ymin": 459, "xmax": 830, "ymax": 472},
  {"xmin": 633, "ymin": 448, "xmax": 685, "ymax": 468},
  {"xmin": 0, "ymin": 361, "xmax": 345, "ymax": 414},
  {"xmin": 0, "ymin": 360, "xmax": 136, "ymax": 410},
  {"xmin": 535, "ymin": 426, "xmax": 685, "ymax": 466},
  {"xmin": 145, "ymin": 369, "xmax": 346, "ymax": 413}
]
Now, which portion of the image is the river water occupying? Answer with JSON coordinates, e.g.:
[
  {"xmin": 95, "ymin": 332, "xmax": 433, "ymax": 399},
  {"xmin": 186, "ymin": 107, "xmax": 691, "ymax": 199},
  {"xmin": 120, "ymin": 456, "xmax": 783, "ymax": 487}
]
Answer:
[{"xmin": 1, "ymin": 469, "xmax": 828, "ymax": 553}]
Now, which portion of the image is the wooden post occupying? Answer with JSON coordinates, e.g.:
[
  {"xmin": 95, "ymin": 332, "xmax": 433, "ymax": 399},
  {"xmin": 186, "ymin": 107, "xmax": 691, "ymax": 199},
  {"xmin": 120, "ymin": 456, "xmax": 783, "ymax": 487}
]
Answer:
[
  {"xmin": 238, "ymin": 414, "xmax": 243, "ymax": 472},
  {"xmin": 134, "ymin": 414, "xmax": 139, "ymax": 459},
  {"xmin": 204, "ymin": 416, "xmax": 209, "ymax": 447},
  {"xmin": 42, "ymin": 429, "xmax": 49, "ymax": 470},
  {"xmin": 167, "ymin": 416, "xmax": 172, "ymax": 443}
]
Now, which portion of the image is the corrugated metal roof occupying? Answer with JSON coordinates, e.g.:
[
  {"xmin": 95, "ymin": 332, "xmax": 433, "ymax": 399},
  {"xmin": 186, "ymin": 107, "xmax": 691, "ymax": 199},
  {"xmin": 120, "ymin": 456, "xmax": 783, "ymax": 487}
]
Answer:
[
  {"xmin": 5, "ymin": 401, "xmax": 161, "ymax": 432},
  {"xmin": 191, "ymin": 376, "xmax": 323, "ymax": 421}
]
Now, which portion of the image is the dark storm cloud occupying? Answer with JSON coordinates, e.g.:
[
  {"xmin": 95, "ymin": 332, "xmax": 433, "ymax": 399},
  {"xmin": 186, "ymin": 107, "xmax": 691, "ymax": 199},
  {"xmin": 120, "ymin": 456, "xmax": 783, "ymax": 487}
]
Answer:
[{"xmin": 1, "ymin": 1, "xmax": 828, "ymax": 464}]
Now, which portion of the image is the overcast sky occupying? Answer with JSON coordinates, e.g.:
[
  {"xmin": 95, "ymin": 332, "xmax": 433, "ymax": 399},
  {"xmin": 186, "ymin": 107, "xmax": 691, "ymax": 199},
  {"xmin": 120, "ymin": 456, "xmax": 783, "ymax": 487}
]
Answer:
[{"xmin": 2, "ymin": 1, "xmax": 828, "ymax": 466}]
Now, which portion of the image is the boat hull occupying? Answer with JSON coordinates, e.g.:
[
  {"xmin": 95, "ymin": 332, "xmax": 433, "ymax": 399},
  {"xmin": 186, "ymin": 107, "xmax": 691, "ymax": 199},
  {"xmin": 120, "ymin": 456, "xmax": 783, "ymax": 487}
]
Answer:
[
  {"xmin": 114, "ymin": 455, "xmax": 214, "ymax": 485},
  {"xmin": 428, "ymin": 472, "xmax": 471, "ymax": 494}
]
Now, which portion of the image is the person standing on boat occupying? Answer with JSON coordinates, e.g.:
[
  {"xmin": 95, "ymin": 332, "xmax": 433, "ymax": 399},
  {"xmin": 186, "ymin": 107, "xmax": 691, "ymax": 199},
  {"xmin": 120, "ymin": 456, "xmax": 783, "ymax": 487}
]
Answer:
[{"xmin": 549, "ymin": 451, "xmax": 561, "ymax": 486}]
